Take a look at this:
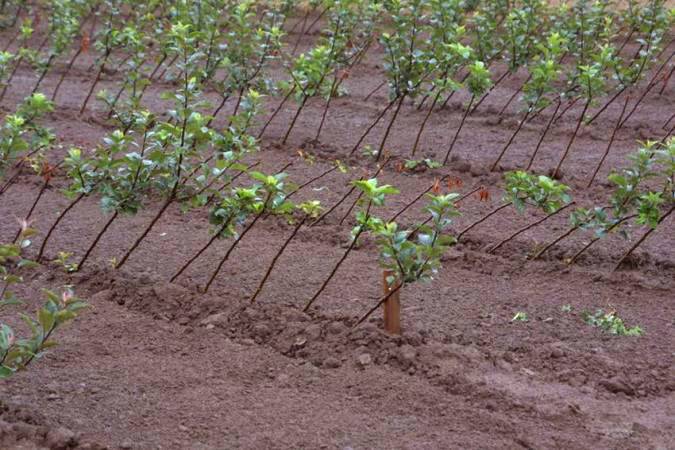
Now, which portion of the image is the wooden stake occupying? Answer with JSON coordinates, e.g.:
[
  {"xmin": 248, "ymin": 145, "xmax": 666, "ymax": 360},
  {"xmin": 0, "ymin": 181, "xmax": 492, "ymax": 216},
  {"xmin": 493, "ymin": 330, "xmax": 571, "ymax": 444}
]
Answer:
[{"xmin": 382, "ymin": 270, "xmax": 401, "ymax": 335}]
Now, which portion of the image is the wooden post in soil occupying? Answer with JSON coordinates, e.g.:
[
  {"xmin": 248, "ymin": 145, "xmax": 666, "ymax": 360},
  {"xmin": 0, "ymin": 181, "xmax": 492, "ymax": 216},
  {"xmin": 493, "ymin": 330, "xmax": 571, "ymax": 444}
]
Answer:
[{"xmin": 382, "ymin": 270, "xmax": 401, "ymax": 335}]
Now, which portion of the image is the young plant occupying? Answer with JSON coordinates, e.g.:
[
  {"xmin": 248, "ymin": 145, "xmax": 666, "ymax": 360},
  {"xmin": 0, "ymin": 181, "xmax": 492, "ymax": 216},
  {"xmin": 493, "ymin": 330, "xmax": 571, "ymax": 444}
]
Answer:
[
  {"xmin": 583, "ymin": 309, "xmax": 643, "ymax": 336},
  {"xmin": 75, "ymin": 112, "xmax": 157, "ymax": 271},
  {"xmin": 349, "ymin": 0, "xmax": 432, "ymax": 159},
  {"xmin": 552, "ymin": 44, "xmax": 613, "ymax": 178},
  {"xmin": 1, "ymin": 227, "xmax": 87, "ymax": 378},
  {"xmin": 115, "ymin": 21, "xmax": 210, "ymax": 269},
  {"xmin": 491, "ymin": 32, "xmax": 566, "ymax": 170},
  {"xmin": 31, "ymin": 0, "xmax": 87, "ymax": 94},
  {"xmin": 80, "ymin": 0, "xmax": 122, "ymax": 114},
  {"xmin": 0, "ymin": 92, "xmax": 54, "ymax": 186},
  {"xmin": 412, "ymin": 32, "xmax": 472, "ymax": 157},
  {"xmin": 442, "ymin": 59, "xmax": 493, "ymax": 165},
  {"xmin": 489, "ymin": 171, "xmax": 573, "ymax": 253},
  {"xmin": 0, "ymin": 287, "xmax": 87, "ymax": 378},
  {"xmin": 355, "ymin": 192, "xmax": 461, "ymax": 327},
  {"xmin": 614, "ymin": 137, "xmax": 674, "ymax": 269},
  {"xmin": 211, "ymin": 2, "xmax": 283, "ymax": 126},
  {"xmin": 201, "ymin": 170, "xmax": 295, "ymax": 293},
  {"xmin": 0, "ymin": 19, "xmax": 33, "ymax": 103}
]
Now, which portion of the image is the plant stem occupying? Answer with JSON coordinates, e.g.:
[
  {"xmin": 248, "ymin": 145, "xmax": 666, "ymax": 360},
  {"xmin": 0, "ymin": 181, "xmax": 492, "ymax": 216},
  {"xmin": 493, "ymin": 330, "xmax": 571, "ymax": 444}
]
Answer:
[
  {"xmin": 0, "ymin": 170, "xmax": 21, "ymax": 197},
  {"xmin": 587, "ymin": 95, "xmax": 630, "ymax": 187},
  {"xmin": 205, "ymin": 161, "xmax": 262, "ymax": 206},
  {"xmin": 311, "ymin": 183, "xmax": 358, "ymax": 227},
  {"xmin": 552, "ymin": 98, "xmax": 590, "ymax": 179},
  {"xmin": 552, "ymin": 96, "xmax": 580, "ymax": 124},
  {"xmin": 80, "ymin": 52, "xmax": 109, "ymax": 114},
  {"xmin": 406, "ymin": 185, "xmax": 481, "ymax": 237},
  {"xmin": 470, "ymin": 69, "xmax": 510, "ymax": 115},
  {"xmin": 662, "ymin": 110, "xmax": 675, "ymax": 130},
  {"xmin": 388, "ymin": 176, "xmax": 449, "ymax": 223},
  {"xmin": 13, "ymin": 179, "xmax": 49, "ymax": 243},
  {"xmin": 170, "ymin": 220, "xmax": 230, "ymax": 282},
  {"xmin": 491, "ymin": 109, "xmax": 531, "ymax": 171},
  {"xmin": 585, "ymin": 86, "xmax": 626, "ymax": 126},
  {"xmin": 439, "ymin": 72, "xmax": 470, "ymax": 110},
  {"xmin": 282, "ymin": 93, "xmax": 309, "ymax": 145},
  {"xmin": 286, "ymin": 165, "xmax": 338, "ymax": 200},
  {"xmin": 290, "ymin": 5, "xmax": 314, "ymax": 56},
  {"xmin": 32, "ymin": 54, "xmax": 55, "ymax": 94},
  {"xmin": 364, "ymin": 80, "xmax": 386, "ymax": 101},
  {"xmin": 314, "ymin": 75, "xmax": 339, "ymax": 142},
  {"xmin": 526, "ymin": 98, "xmax": 561, "ymax": 171},
  {"xmin": 376, "ymin": 94, "xmax": 405, "ymax": 161},
  {"xmin": 457, "ymin": 201, "xmax": 512, "ymax": 240},
  {"xmin": 531, "ymin": 225, "xmax": 579, "ymax": 260},
  {"xmin": 442, "ymin": 95, "xmax": 474, "ymax": 165},
  {"xmin": 619, "ymin": 76, "xmax": 661, "ymax": 129},
  {"xmin": 353, "ymin": 282, "xmax": 404, "ymax": 328},
  {"xmin": 36, "ymin": 192, "xmax": 86, "ymax": 262},
  {"xmin": 304, "ymin": 201, "xmax": 372, "ymax": 312},
  {"xmin": 488, "ymin": 202, "xmax": 575, "ymax": 254},
  {"xmin": 567, "ymin": 214, "xmax": 637, "ymax": 265},
  {"xmin": 258, "ymin": 86, "xmax": 295, "ymax": 139},
  {"xmin": 0, "ymin": 147, "xmax": 44, "ymax": 197},
  {"xmin": 411, "ymin": 89, "xmax": 442, "ymax": 157},
  {"xmin": 51, "ymin": 48, "xmax": 82, "ymax": 101},
  {"xmin": 498, "ymin": 73, "xmax": 531, "ymax": 116},
  {"xmin": 613, "ymin": 206, "xmax": 673, "ymax": 271},
  {"xmin": 76, "ymin": 211, "xmax": 119, "ymax": 272},
  {"xmin": 207, "ymin": 93, "xmax": 230, "ymax": 127},
  {"xmin": 348, "ymin": 95, "xmax": 398, "ymax": 156},
  {"xmin": 226, "ymin": 87, "xmax": 246, "ymax": 128},
  {"xmin": 0, "ymin": 55, "xmax": 23, "ymax": 103},
  {"xmin": 203, "ymin": 198, "xmax": 270, "ymax": 293},
  {"xmin": 658, "ymin": 65, "xmax": 673, "ymax": 95},
  {"xmin": 337, "ymin": 158, "xmax": 389, "ymax": 225},
  {"xmin": 249, "ymin": 216, "xmax": 307, "ymax": 303},
  {"xmin": 156, "ymin": 53, "xmax": 179, "ymax": 81}
]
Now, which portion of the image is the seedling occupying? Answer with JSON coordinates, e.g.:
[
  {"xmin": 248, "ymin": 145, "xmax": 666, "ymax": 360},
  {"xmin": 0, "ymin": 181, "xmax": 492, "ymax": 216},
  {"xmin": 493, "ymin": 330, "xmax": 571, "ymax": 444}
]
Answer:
[
  {"xmin": 583, "ymin": 309, "xmax": 643, "ymax": 336},
  {"xmin": 54, "ymin": 251, "xmax": 77, "ymax": 273},
  {"xmin": 354, "ymin": 192, "xmax": 461, "ymax": 330},
  {"xmin": 1, "ymin": 229, "xmax": 86, "ymax": 378},
  {"xmin": 512, "ymin": 312, "xmax": 529, "ymax": 322}
]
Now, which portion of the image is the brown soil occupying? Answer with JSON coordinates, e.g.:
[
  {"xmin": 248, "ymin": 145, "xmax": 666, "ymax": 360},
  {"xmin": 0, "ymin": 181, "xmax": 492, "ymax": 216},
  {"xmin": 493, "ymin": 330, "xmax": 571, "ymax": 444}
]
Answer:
[{"xmin": 1, "ymin": 15, "xmax": 674, "ymax": 450}]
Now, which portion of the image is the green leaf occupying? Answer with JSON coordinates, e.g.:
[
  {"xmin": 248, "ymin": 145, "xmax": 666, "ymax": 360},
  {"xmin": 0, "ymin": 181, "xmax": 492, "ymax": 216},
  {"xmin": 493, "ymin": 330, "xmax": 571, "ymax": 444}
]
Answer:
[
  {"xmin": 38, "ymin": 308, "xmax": 55, "ymax": 332},
  {"xmin": 0, "ymin": 365, "xmax": 14, "ymax": 378}
]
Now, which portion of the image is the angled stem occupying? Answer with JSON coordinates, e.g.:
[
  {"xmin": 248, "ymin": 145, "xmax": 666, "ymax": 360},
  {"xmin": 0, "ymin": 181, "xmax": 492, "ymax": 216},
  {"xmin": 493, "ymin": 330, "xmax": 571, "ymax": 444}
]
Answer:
[
  {"xmin": 250, "ymin": 216, "xmax": 307, "ymax": 303},
  {"xmin": 76, "ymin": 211, "xmax": 119, "ymax": 272},
  {"xmin": 587, "ymin": 95, "xmax": 630, "ymax": 187},
  {"xmin": 552, "ymin": 98, "xmax": 590, "ymax": 179},
  {"xmin": 488, "ymin": 202, "xmax": 575, "ymax": 254},
  {"xmin": 304, "ymin": 201, "xmax": 372, "ymax": 312},
  {"xmin": 457, "ymin": 201, "xmax": 512, "ymax": 240},
  {"xmin": 442, "ymin": 95, "xmax": 474, "ymax": 165},
  {"xmin": 613, "ymin": 206, "xmax": 673, "ymax": 271},
  {"xmin": 526, "ymin": 98, "xmax": 561, "ymax": 171}
]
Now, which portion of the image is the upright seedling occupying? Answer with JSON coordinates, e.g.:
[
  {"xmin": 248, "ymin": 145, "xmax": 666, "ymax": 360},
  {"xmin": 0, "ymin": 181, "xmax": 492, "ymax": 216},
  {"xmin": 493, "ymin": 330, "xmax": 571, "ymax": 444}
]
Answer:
[{"xmin": 355, "ymin": 192, "xmax": 461, "ymax": 330}]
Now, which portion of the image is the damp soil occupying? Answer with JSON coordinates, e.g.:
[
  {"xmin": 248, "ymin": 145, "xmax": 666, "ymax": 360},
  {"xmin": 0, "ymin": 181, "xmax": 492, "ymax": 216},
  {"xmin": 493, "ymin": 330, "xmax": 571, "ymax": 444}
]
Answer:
[{"xmin": 0, "ymin": 15, "xmax": 674, "ymax": 450}]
